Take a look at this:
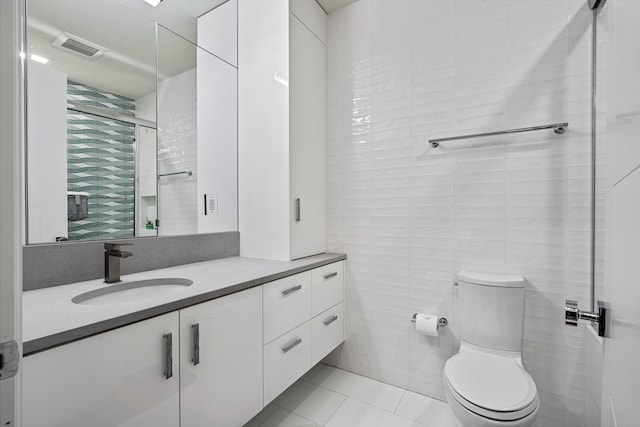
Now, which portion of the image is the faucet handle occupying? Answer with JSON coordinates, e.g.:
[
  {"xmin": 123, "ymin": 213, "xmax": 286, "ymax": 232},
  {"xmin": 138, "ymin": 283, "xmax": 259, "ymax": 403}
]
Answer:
[{"xmin": 104, "ymin": 242, "xmax": 133, "ymax": 252}]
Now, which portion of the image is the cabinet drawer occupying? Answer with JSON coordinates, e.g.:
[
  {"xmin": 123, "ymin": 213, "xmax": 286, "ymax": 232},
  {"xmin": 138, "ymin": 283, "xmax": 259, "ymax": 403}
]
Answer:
[
  {"xmin": 263, "ymin": 321, "xmax": 312, "ymax": 405},
  {"xmin": 311, "ymin": 261, "xmax": 344, "ymax": 317},
  {"xmin": 312, "ymin": 302, "xmax": 344, "ymax": 365},
  {"xmin": 263, "ymin": 271, "xmax": 312, "ymax": 344}
]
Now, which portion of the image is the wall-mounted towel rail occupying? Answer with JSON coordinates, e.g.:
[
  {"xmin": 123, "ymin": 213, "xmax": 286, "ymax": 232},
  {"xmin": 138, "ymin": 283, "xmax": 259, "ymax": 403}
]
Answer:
[
  {"xmin": 91, "ymin": 195, "xmax": 130, "ymax": 201},
  {"xmin": 158, "ymin": 170, "xmax": 193, "ymax": 179},
  {"xmin": 429, "ymin": 122, "xmax": 568, "ymax": 148}
]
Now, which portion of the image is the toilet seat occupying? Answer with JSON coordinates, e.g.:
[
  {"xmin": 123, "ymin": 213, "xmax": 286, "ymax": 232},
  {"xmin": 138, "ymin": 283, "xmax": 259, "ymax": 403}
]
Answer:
[{"xmin": 444, "ymin": 343, "xmax": 539, "ymax": 422}]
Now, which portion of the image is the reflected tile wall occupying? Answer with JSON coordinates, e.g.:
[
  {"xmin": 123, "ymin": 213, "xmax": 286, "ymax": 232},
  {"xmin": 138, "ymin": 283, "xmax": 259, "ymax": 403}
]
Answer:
[
  {"xmin": 157, "ymin": 68, "xmax": 198, "ymax": 236},
  {"xmin": 325, "ymin": 1, "xmax": 603, "ymax": 426}
]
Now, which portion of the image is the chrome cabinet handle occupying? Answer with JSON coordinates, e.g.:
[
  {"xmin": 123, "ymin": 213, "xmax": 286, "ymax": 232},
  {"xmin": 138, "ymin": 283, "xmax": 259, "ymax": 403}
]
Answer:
[
  {"xmin": 324, "ymin": 315, "xmax": 339, "ymax": 326},
  {"xmin": 295, "ymin": 198, "xmax": 301, "ymax": 222},
  {"xmin": 282, "ymin": 284, "xmax": 302, "ymax": 296},
  {"xmin": 323, "ymin": 272, "xmax": 338, "ymax": 280},
  {"xmin": 163, "ymin": 333, "xmax": 173, "ymax": 379},
  {"xmin": 282, "ymin": 337, "xmax": 302, "ymax": 353},
  {"xmin": 191, "ymin": 323, "xmax": 200, "ymax": 366}
]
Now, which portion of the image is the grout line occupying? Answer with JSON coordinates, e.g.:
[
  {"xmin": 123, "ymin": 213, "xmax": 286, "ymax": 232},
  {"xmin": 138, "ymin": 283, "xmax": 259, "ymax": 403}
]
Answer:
[
  {"xmin": 323, "ymin": 395, "xmax": 348, "ymax": 427},
  {"xmin": 393, "ymin": 390, "xmax": 407, "ymax": 414}
]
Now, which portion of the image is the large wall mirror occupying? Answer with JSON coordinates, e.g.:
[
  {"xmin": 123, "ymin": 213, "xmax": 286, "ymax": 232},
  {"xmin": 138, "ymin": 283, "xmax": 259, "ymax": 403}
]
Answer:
[{"xmin": 25, "ymin": 0, "xmax": 237, "ymax": 244}]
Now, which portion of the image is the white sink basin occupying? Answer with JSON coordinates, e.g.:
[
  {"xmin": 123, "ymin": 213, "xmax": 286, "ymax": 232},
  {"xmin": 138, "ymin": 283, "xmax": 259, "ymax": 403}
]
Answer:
[{"xmin": 72, "ymin": 278, "xmax": 193, "ymax": 305}]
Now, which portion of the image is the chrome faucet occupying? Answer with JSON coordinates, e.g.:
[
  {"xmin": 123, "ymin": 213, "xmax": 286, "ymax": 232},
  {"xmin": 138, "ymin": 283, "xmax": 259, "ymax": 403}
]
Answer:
[{"xmin": 104, "ymin": 242, "xmax": 133, "ymax": 283}]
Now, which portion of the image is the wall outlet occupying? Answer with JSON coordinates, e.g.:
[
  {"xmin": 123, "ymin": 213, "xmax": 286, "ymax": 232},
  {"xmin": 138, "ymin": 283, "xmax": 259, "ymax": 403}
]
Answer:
[{"xmin": 205, "ymin": 194, "xmax": 218, "ymax": 216}]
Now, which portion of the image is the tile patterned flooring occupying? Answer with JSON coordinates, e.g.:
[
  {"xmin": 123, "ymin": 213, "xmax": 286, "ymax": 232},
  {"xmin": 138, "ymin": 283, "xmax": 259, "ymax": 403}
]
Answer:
[{"xmin": 244, "ymin": 364, "xmax": 459, "ymax": 427}]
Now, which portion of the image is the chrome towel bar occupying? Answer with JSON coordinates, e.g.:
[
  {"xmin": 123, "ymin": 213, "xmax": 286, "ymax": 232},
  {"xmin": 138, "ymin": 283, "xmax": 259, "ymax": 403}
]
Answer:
[
  {"xmin": 158, "ymin": 170, "xmax": 193, "ymax": 178},
  {"xmin": 429, "ymin": 122, "xmax": 568, "ymax": 148}
]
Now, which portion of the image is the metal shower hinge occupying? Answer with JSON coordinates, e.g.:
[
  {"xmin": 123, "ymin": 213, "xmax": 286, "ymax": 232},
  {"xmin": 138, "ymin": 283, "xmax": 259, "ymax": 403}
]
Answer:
[{"xmin": 565, "ymin": 300, "xmax": 607, "ymax": 337}]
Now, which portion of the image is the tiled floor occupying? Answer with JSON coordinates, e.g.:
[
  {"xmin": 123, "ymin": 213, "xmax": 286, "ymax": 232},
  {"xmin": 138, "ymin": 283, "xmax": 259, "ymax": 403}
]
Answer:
[{"xmin": 244, "ymin": 364, "xmax": 459, "ymax": 427}]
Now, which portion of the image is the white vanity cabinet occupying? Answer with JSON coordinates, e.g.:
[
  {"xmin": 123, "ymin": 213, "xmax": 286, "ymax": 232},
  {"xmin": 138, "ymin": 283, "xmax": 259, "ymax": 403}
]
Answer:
[
  {"xmin": 22, "ymin": 312, "xmax": 180, "ymax": 427},
  {"xmin": 239, "ymin": 0, "xmax": 327, "ymax": 261},
  {"xmin": 179, "ymin": 286, "xmax": 263, "ymax": 427},
  {"xmin": 23, "ymin": 258, "xmax": 344, "ymax": 426},
  {"xmin": 263, "ymin": 260, "xmax": 345, "ymax": 405}
]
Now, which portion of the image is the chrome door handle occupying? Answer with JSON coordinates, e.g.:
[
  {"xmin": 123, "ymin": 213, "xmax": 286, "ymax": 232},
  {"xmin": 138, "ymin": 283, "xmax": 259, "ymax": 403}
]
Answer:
[
  {"xmin": 323, "ymin": 315, "xmax": 338, "ymax": 326},
  {"xmin": 163, "ymin": 333, "xmax": 173, "ymax": 379},
  {"xmin": 282, "ymin": 337, "xmax": 302, "ymax": 353},
  {"xmin": 295, "ymin": 198, "xmax": 301, "ymax": 222},
  {"xmin": 323, "ymin": 272, "xmax": 338, "ymax": 280},
  {"xmin": 191, "ymin": 323, "xmax": 200, "ymax": 366},
  {"xmin": 282, "ymin": 284, "xmax": 302, "ymax": 296}
]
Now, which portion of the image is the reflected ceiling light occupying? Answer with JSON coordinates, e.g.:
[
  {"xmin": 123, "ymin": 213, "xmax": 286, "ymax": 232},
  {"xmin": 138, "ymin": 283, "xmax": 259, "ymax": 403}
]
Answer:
[
  {"xmin": 30, "ymin": 54, "xmax": 51, "ymax": 64},
  {"xmin": 143, "ymin": 0, "xmax": 163, "ymax": 6}
]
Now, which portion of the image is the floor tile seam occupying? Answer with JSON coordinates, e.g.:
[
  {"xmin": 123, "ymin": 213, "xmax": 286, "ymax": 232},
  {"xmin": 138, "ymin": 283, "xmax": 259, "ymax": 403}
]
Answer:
[
  {"xmin": 299, "ymin": 378, "xmax": 350, "ymax": 399},
  {"xmin": 282, "ymin": 380, "xmax": 349, "ymax": 425},
  {"xmin": 258, "ymin": 405, "xmax": 320, "ymax": 427},
  {"xmin": 341, "ymin": 396, "xmax": 433, "ymax": 427},
  {"xmin": 393, "ymin": 389, "xmax": 408, "ymax": 414},
  {"xmin": 312, "ymin": 366, "xmax": 408, "ymax": 397},
  {"xmin": 321, "ymin": 393, "xmax": 350, "ymax": 427}
]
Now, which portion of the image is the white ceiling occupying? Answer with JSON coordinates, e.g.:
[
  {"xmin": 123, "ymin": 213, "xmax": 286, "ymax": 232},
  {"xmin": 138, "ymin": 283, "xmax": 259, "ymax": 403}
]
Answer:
[
  {"xmin": 26, "ymin": 0, "xmax": 359, "ymax": 99},
  {"xmin": 27, "ymin": 0, "xmax": 226, "ymax": 99},
  {"xmin": 316, "ymin": 0, "xmax": 360, "ymax": 14}
]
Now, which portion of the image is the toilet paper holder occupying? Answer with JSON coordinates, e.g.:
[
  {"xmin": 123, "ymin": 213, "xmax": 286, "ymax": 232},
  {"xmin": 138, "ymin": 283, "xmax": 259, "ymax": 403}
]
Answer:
[{"xmin": 411, "ymin": 313, "xmax": 448, "ymax": 329}]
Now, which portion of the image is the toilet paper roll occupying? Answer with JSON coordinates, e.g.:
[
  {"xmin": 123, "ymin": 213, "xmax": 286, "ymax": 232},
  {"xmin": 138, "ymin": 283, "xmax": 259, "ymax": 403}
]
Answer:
[{"xmin": 415, "ymin": 314, "xmax": 439, "ymax": 337}]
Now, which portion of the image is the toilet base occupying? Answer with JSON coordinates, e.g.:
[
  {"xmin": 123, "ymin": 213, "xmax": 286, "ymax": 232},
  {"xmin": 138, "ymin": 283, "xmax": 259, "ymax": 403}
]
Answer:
[{"xmin": 445, "ymin": 385, "xmax": 539, "ymax": 427}]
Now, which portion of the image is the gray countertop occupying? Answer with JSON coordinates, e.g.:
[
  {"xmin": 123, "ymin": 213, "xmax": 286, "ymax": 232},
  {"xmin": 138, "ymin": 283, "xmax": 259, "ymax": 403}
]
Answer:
[{"xmin": 23, "ymin": 253, "xmax": 346, "ymax": 355}]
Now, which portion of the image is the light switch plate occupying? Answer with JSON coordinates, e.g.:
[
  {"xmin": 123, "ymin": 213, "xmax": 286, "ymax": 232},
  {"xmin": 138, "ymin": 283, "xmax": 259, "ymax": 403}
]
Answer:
[{"xmin": 205, "ymin": 194, "xmax": 218, "ymax": 216}]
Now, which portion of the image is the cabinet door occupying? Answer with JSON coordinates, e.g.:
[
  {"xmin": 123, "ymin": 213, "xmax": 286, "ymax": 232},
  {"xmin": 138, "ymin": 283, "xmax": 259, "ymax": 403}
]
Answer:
[
  {"xmin": 180, "ymin": 287, "xmax": 263, "ymax": 427},
  {"xmin": 23, "ymin": 312, "xmax": 179, "ymax": 427},
  {"xmin": 290, "ymin": 12, "xmax": 327, "ymax": 260}
]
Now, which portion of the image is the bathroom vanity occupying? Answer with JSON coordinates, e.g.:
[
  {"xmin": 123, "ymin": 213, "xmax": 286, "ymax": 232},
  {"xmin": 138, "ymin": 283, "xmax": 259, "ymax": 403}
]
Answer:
[{"xmin": 22, "ymin": 255, "xmax": 345, "ymax": 427}]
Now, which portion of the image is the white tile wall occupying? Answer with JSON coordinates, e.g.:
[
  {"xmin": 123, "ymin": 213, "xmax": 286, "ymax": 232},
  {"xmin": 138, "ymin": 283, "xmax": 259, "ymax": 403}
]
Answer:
[
  {"xmin": 325, "ymin": 1, "xmax": 600, "ymax": 426},
  {"xmin": 157, "ymin": 68, "xmax": 199, "ymax": 236}
]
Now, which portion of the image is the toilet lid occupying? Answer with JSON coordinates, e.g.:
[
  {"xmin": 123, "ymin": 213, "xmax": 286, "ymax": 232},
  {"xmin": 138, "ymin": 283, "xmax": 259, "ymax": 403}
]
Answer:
[{"xmin": 444, "ymin": 346, "xmax": 537, "ymax": 413}]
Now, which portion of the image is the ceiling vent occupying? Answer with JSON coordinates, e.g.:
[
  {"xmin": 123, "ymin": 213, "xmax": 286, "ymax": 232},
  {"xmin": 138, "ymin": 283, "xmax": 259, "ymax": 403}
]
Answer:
[{"xmin": 52, "ymin": 32, "xmax": 108, "ymax": 59}]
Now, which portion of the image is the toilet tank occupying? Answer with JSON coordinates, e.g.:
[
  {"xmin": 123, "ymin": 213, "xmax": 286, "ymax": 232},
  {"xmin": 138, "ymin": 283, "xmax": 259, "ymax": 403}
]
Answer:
[{"xmin": 457, "ymin": 271, "xmax": 526, "ymax": 351}]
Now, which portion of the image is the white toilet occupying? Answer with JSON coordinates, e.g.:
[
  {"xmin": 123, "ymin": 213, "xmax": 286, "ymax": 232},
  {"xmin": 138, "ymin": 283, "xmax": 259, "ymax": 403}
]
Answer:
[{"xmin": 443, "ymin": 271, "xmax": 539, "ymax": 427}]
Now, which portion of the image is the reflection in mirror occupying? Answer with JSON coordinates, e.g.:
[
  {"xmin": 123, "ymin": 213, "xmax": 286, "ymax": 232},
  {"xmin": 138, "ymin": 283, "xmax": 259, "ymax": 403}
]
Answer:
[
  {"xmin": 26, "ymin": 0, "xmax": 157, "ymax": 243},
  {"xmin": 114, "ymin": 0, "xmax": 229, "ymax": 47},
  {"xmin": 25, "ymin": 0, "xmax": 238, "ymax": 244},
  {"xmin": 156, "ymin": 19, "xmax": 237, "ymax": 236}
]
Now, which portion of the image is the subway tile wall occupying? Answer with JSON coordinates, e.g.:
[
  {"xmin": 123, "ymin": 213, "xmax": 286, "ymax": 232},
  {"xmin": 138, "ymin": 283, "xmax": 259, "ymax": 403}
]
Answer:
[
  {"xmin": 157, "ymin": 68, "xmax": 199, "ymax": 236},
  {"xmin": 324, "ymin": 1, "xmax": 602, "ymax": 426}
]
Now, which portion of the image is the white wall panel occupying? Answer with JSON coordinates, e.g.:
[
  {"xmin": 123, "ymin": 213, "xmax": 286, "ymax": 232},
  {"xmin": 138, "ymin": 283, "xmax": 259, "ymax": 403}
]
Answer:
[
  {"xmin": 196, "ymin": 49, "xmax": 238, "ymax": 234},
  {"xmin": 26, "ymin": 62, "xmax": 67, "ymax": 242}
]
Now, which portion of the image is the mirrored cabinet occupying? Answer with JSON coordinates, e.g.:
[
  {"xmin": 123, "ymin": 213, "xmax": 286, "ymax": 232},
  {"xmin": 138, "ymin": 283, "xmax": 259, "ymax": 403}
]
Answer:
[{"xmin": 25, "ymin": 0, "xmax": 238, "ymax": 244}]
